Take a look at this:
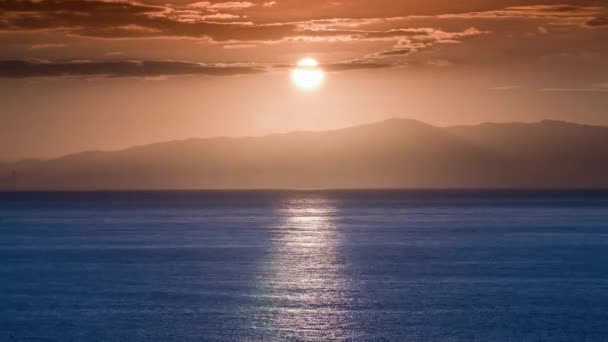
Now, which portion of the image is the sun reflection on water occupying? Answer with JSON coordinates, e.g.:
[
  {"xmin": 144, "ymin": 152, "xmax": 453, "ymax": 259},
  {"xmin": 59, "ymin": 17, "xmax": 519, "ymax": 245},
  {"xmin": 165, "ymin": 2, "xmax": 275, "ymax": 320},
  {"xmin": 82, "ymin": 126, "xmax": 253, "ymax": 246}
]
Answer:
[{"xmin": 254, "ymin": 196, "xmax": 361, "ymax": 340}]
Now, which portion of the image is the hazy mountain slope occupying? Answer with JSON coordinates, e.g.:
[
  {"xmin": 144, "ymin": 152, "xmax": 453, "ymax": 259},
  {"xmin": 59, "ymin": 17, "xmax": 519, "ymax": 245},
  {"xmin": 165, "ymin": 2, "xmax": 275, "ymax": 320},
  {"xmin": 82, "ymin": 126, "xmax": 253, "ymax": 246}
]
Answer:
[
  {"xmin": 445, "ymin": 120, "xmax": 608, "ymax": 187},
  {"xmin": 1, "ymin": 119, "xmax": 607, "ymax": 190}
]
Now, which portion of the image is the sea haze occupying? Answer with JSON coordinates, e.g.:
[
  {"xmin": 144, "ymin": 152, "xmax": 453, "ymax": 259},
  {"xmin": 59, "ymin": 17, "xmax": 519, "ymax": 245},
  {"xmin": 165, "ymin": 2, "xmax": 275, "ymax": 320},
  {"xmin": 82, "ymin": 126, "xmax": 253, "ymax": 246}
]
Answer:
[{"xmin": 1, "ymin": 190, "xmax": 608, "ymax": 341}]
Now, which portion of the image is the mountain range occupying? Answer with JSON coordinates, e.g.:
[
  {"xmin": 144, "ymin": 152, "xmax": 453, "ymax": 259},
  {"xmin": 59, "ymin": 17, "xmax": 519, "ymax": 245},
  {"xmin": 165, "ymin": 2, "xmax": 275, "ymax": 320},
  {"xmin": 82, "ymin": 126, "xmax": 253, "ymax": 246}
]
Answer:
[{"xmin": 1, "ymin": 118, "xmax": 607, "ymax": 190}]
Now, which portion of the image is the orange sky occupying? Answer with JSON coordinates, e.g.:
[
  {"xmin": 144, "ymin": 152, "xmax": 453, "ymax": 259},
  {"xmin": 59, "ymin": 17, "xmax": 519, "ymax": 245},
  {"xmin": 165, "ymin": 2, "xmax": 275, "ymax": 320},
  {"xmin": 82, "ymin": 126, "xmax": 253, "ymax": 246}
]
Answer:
[{"xmin": 1, "ymin": 0, "xmax": 607, "ymax": 160}]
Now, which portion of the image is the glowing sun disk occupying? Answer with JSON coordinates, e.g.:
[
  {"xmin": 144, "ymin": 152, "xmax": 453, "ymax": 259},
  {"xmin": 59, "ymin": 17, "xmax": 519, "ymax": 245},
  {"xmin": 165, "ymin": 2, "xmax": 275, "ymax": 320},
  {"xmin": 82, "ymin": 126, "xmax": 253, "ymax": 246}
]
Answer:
[{"xmin": 291, "ymin": 58, "xmax": 324, "ymax": 90}]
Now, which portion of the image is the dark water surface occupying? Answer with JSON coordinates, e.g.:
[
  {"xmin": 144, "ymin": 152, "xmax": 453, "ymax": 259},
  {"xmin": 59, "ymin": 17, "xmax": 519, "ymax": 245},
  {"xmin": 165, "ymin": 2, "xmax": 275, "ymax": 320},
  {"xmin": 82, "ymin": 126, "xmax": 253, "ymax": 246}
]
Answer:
[{"xmin": 1, "ymin": 190, "xmax": 608, "ymax": 341}]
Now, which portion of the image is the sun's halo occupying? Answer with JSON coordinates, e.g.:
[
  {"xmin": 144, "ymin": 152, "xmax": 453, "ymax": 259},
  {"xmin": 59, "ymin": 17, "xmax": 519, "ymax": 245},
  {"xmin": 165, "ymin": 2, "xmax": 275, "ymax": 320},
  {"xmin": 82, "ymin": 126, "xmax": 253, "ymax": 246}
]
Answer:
[{"xmin": 291, "ymin": 58, "xmax": 324, "ymax": 90}]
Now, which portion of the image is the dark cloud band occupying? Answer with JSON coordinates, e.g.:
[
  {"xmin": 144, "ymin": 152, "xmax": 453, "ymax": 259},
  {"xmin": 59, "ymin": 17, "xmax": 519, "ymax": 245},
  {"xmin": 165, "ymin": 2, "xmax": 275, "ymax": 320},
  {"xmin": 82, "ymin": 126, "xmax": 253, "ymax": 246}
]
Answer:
[
  {"xmin": 0, "ymin": 60, "xmax": 265, "ymax": 78},
  {"xmin": 0, "ymin": 59, "xmax": 396, "ymax": 78},
  {"xmin": 324, "ymin": 61, "xmax": 393, "ymax": 72}
]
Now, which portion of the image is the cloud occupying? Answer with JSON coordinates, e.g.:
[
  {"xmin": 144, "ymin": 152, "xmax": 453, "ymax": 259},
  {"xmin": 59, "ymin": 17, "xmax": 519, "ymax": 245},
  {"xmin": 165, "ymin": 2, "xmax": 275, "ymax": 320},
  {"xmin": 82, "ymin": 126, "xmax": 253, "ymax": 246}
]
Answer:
[
  {"xmin": 0, "ymin": 60, "xmax": 265, "ymax": 78},
  {"xmin": 270, "ymin": 59, "xmax": 394, "ymax": 72},
  {"xmin": 364, "ymin": 27, "xmax": 487, "ymax": 58},
  {"xmin": 0, "ymin": 0, "xmax": 601, "ymax": 49},
  {"xmin": 426, "ymin": 59, "xmax": 453, "ymax": 67},
  {"xmin": 439, "ymin": 5, "xmax": 602, "ymax": 20},
  {"xmin": 188, "ymin": 1, "xmax": 255, "ymax": 10},
  {"xmin": 0, "ymin": 58, "xmax": 398, "ymax": 78},
  {"xmin": 223, "ymin": 44, "xmax": 257, "ymax": 49},
  {"xmin": 207, "ymin": 2, "xmax": 255, "ymax": 10},
  {"xmin": 201, "ymin": 13, "xmax": 241, "ymax": 21},
  {"xmin": 432, "ymin": 4, "xmax": 606, "ymax": 31},
  {"xmin": 0, "ymin": 0, "xmax": 165, "ymax": 14},
  {"xmin": 0, "ymin": 0, "xmax": 606, "ymax": 71},
  {"xmin": 542, "ymin": 86, "xmax": 608, "ymax": 93},
  {"xmin": 0, "ymin": 0, "xmax": 297, "ymax": 41},
  {"xmin": 28, "ymin": 43, "xmax": 68, "ymax": 49},
  {"xmin": 375, "ymin": 49, "xmax": 411, "ymax": 56},
  {"xmin": 0, "ymin": 0, "xmax": 496, "ymax": 43},
  {"xmin": 188, "ymin": 2, "xmax": 212, "ymax": 8},
  {"xmin": 585, "ymin": 16, "xmax": 608, "ymax": 27},
  {"xmin": 0, "ymin": 0, "xmax": 490, "ymax": 48},
  {"xmin": 323, "ymin": 60, "xmax": 393, "ymax": 72},
  {"xmin": 491, "ymin": 85, "xmax": 522, "ymax": 91}
]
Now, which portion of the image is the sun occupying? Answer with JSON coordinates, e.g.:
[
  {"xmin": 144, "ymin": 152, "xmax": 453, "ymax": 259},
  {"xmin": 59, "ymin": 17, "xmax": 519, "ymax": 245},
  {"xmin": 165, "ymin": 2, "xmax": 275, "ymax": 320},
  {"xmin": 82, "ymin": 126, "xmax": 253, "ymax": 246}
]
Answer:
[{"xmin": 291, "ymin": 58, "xmax": 324, "ymax": 90}]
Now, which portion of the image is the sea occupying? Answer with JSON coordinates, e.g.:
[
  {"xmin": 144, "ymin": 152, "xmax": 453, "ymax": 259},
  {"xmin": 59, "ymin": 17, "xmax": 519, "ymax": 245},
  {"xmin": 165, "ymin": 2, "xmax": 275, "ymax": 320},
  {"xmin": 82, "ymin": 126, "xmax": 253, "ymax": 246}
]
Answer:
[{"xmin": 1, "ymin": 190, "xmax": 608, "ymax": 342}]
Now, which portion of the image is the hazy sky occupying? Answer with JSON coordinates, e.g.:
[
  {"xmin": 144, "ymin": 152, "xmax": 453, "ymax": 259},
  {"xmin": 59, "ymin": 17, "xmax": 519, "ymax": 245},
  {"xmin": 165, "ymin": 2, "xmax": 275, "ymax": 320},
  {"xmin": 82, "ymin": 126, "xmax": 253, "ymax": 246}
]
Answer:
[{"xmin": 1, "ymin": 0, "xmax": 607, "ymax": 160}]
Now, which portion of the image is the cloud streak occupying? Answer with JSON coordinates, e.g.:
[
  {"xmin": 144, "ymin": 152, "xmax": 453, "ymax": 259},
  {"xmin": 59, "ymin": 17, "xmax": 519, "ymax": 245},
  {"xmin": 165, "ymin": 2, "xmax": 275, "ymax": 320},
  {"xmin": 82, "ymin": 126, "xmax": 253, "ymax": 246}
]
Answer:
[
  {"xmin": 0, "ymin": 60, "xmax": 265, "ymax": 78},
  {"xmin": 0, "ymin": 58, "xmax": 397, "ymax": 78},
  {"xmin": 323, "ymin": 60, "xmax": 393, "ymax": 72}
]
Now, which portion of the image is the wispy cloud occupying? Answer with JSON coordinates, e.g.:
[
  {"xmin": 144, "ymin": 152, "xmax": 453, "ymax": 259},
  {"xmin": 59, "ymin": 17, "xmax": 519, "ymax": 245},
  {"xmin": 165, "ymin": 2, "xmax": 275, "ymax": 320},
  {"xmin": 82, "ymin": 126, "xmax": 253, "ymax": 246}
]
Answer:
[
  {"xmin": 542, "ymin": 87, "xmax": 608, "ymax": 93},
  {"xmin": 542, "ymin": 82, "xmax": 608, "ymax": 92},
  {"xmin": 491, "ymin": 85, "xmax": 522, "ymax": 91}
]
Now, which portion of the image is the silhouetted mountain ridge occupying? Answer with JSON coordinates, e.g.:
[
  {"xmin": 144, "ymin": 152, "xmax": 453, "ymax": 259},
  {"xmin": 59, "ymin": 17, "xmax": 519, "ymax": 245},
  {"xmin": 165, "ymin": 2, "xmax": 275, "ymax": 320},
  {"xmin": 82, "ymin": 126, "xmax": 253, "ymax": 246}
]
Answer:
[{"xmin": 1, "ymin": 118, "xmax": 607, "ymax": 190}]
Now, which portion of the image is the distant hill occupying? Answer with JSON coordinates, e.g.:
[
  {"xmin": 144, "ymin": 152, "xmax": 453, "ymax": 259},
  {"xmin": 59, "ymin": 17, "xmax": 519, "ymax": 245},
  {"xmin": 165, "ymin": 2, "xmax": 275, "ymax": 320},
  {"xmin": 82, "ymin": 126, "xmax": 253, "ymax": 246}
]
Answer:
[{"xmin": 1, "ymin": 118, "xmax": 608, "ymax": 190}]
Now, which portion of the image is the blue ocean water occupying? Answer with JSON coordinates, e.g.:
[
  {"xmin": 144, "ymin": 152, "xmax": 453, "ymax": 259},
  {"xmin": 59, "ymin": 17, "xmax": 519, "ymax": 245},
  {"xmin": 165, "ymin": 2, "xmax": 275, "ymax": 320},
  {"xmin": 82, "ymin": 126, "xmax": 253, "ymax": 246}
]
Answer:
[{"xmin": 1, "ymin": 190, "xmax": 608, "ymax": 342}]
